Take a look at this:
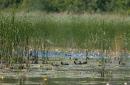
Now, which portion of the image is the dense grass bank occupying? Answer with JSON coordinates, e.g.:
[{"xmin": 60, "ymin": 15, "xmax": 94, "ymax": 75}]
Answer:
[
  {"xmin": 1, "ymin": 13, "xmax": 130, "ymax": 49},
  {"xmin": 0, "ymin": 12, "xmax": 130, "ymax": 63}
]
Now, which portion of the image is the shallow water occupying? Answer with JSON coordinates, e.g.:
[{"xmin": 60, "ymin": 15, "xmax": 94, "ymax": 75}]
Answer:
[
  {"xmin": 0, "ymin": 76, "xmax": 130, "ymax": 85},
  {"xmin": 0, "ymin": 64, "xmax": 130, "ymax": 85}
]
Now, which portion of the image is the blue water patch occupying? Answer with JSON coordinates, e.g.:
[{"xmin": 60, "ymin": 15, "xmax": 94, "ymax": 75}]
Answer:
[
  {"xmin": 30, "ymin": 50, "xmax": 86, "ymax": 58},
  {"xmin": 29, "ymin": 50, "xmax": 117, "ymax": 59}
]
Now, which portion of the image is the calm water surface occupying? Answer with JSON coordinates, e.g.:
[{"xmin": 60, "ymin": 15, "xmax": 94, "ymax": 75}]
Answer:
[{"xmin": 0, "ymin": 65, "xmax": 130, "ymax": 85}]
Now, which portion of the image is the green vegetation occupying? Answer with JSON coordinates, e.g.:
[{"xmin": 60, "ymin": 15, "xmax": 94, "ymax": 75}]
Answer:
[
  {"xmin": 0, "ymin": 0, "xmax": 130, "ymax": 13},
  {"xmin": 0, "ymin": 0, "xmax": 130, "ymax": 80},
  {"xmin": 0, "ymin": 12, "xmax": 130, "ymax": 64}
]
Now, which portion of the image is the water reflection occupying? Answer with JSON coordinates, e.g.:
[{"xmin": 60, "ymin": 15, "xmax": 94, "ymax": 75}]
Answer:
[
  {"xmin": 0, "ymin": 71, "xmax": 130, "ymax": 85},
  {"xmin": 0, "ymin": 64, "xmax": 130, "ymax": 85}
]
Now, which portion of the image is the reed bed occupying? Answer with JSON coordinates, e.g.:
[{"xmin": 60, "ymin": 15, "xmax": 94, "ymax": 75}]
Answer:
[{"xmin": 0, "ymin": 12, "xmax": 130, "ymax": 64}]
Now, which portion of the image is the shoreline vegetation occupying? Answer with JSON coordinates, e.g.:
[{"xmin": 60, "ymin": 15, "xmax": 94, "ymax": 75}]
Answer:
[
  {"xmin": 1, "ymin": 0, "xmax": 130, "ymax": 14},
  {"xmin": 0, "ymin": 11, "xmax": 130, "ymax": 66},
  {"xmin": 0, "ymin": 1, "xmax": 130, "ymax": 84}
]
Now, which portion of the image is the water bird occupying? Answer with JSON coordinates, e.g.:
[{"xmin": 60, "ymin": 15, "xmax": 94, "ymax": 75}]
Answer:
[
  {"xmin": 61, "ymin": 61, "xmax": 69, "ymax": 65},
  {"xmin": 74, "ymin": 61, "xmax": 87, "ymax": 65}
]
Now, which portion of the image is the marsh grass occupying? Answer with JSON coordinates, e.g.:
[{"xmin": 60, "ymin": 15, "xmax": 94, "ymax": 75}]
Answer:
[{"xmin": 0, "ymin": 12, "xmax": 130, "ymax": 64}]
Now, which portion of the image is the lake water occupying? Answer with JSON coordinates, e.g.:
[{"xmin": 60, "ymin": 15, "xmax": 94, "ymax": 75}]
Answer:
[{"xmin": 0, "ymin": 64, "xmax": 130, "ymax": 85}]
